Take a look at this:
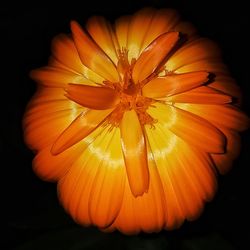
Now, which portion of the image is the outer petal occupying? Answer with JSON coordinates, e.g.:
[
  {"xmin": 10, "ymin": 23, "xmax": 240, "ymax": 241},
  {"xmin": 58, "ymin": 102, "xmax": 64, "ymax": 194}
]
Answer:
[
  {"xmin": 33, "ymin": 125, "xmax": 104, "ymax": 181},
  {"xmin": 142, "ymin": 71, "xmax": 209, "ymax": 98},
  {"xmin": 30, "ymin": 66, "xmax": 93, "ymax": 88},
  {"xmin": 106, "ymin": 148, "xmax": 166, "ymax": 234},
  {"xmin": 51, "ymin": 34, "xmax": 105, "ymax": 84},
  {"xmin": 58, "ymin": 126, "xmax": 125, "ymax": 228},
  {"xmin": 23, "ymin": 87, "xmax": 82, "ymax": 151},
  {"xmin": 126, "ymin": 8, "xmax": 156, "ymax": 61},
  {"xmin": 211, "ymin": 127, "xmax": 241, "ymax": 174},
  {"xmin": 115, "ymin": 15, "xmax": 131, "ymax": 50},
  {"xmin": 71, "ymin": 21, "xmax": 119, "ymax": 82},
  {"xmin": 165, "ymin": 86, "xmax": 232, "ymax": 104},
  {"xmin": 165, "ymin": 38, "xmax": 221, "ymax": 72},
  {"xmin": 175, "ymin": 103, "xmax": 250, "ymax": 132},
  {"xmin": 86, "ymin": 16, "xmax": 119, "ymax": 64},
  {"xmin": 147, "ymin": 103, "xmax": 226, "ymax": 153},
  {"xmin": 140, "ymin": 9, "xmax": 180, "ymax": 51},
  {"xmin": 132, "ymin": 32, "xmax": 180, "ymax": 84},
  {"xmin": 120, "ymin": 110, "xmax": 149, "ymax": 197},
  {"xmin": 88, "ymin": 128, "xmax": 126, "ymax": 228},
  {"xmin": 51, "ymin": 109, "xmax": 113, "ymax": 155},
  {"xmin": 146, "ymin": 123, "xmax": 217, "ymax": 225}
]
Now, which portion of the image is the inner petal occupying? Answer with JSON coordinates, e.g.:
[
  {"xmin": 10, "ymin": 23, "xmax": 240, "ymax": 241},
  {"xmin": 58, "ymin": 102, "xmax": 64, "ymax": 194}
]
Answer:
[{"xmin": 132, "ymin": 31, "xmax": 180, "ymax": 84}]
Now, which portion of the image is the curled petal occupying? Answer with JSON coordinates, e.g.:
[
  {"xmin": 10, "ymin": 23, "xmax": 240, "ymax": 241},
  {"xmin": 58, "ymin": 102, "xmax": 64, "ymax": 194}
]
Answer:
[
  {"xmin": 132, "ymin": 32, "xmax": 180, "ymax": 84},
  {"xmin": 142, "ymin": 71, "xmax": 209, "ymax": 98},
  {"xmin": 51, "ymin": 109, "xmax": 113, "ymax": 155},
  {"xmin": 71, "ymin": 21, "xmax": 119, "ymax": 82},
  {"xmin": 120, "ymin": 110, "xmax": 149, "ymax": 197},
  {"xmin": 65, "ymin": 84, "xmax": 119, "ymax": 110}
]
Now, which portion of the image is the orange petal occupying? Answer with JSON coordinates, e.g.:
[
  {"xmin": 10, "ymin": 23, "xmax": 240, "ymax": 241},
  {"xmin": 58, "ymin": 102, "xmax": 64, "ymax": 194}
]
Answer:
[
  {"xmin": 51, "ymin": 109, "xmax": 113, "ymax": 155},
  {"xmin": 120, "ymin": 110, "xmax": 149, "ymax": 197},
  {"xmin": 147, "ymin": 103, "xmax": 226, "ymax": 153},
  {"xmin": 142, "ymin": 71, "xmax": 209, "ymax": 98},
  {"xmin": 30, "ymin": 66, "xmax": 91, "ymax": 87},
  {"xmin": 165, "ymin": 86, "xmax": 232, "ymax": 104},
  {"xmin": 23, "ymin": 88, "xmax": 82, "ymax": 151},
  {"xmin": 126, "ymin": 8, "xmax": 156, "ymax": 61},
  {"xmin": 65, "ymin": 84, "xmax": 119, "ymax": 110},
  {"xmin": 70, "ymin": 21, "xmax": 119, "ymax": 82},
  {"xmin": 212, "ymin": 127, "xmax": 241, "ymax": 174},
  {"xmin": 175, "ymin": 103, "xmax": 250, "ymax": 132},
  {"xmin": 115, "ymin": 15, "xmax": 131, "ymax": 50},
  {"xmin": 165, "ymin": 38, "xmax": 221, "ymax": 72},
  {"xmin": 51, "ymin": 34, "xmax": 85, "ymax": 74},
  {"xmin": 132, "ymin": 32, "xmax": 180, "ymax": 84},
  {"xmin": 140, "ymin": 9, "xmax": 180, "ymax": 51},
  {"xmin": 88, "ymin": 128, "xmax": 126, "ymax": 228},
  {"xmin": 86, "ymin": 16, "xmax": 119, "ymax": 64}
]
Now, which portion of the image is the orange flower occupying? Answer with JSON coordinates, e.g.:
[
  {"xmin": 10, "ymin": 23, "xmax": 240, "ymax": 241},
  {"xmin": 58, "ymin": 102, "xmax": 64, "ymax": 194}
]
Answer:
[{"xmin": 23, "ymin": 8, "xmax": 249, "ymax": 234}]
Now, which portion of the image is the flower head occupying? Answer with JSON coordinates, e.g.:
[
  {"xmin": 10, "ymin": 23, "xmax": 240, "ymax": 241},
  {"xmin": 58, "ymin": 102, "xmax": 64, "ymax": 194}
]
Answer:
[{"xmin": 24, "ymin": 8, "xmax": 249, "ymax": 234}]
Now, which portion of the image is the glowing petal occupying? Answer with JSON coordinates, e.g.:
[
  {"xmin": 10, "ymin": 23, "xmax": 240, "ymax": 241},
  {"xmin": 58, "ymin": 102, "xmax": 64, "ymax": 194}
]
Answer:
[
  {"xmin": 30, "ymin": 66, "xmax": 91, "ymax": 87},
  {"xmin": 89, "ymin": 128, "xmax": 126, "ymax": 228},
  {"xmin": 132, "ymin": 32, "xmax": 180, "ymax": 84},
  {"xmin": 86, "ymin": 16, "xmax": 119, "ymax": 64},
  {"xmin": 65, "ymin": 84, "xmax": 119, "ymax": 110},
  {"xmin": 143, "ymin": 71, "xmax": 209, "ymax": 98},
  {"xmin": 120, "ymin": 110, "xmax": 149, "ymax": 197},
  {"xmin": 140, "ymin": 9, "xmax": 180, "ymax": 51},
  {"xmin": 165, "ymin": 86, "xmax": 232, "ymax": 104},
  {"xmin": 126, "ymin": 8, "xmax": 156, "ymax": 61},
  {"xmin": 166, "ymin": 38, "xmax": 220, "ymax": 72},
  {"xmin": 70, "ymin": 21, "xmax": 119, "ymax": 82},
  {"xmin": 51, "ymin": 34, "xmax": 105, "ymax": 83},
  {"xmin": 176, "ymin": 103, "xmax": 250, "ymax": 132},
  {"xmin": 147, "ymin": 103, "xmax": 226, "ymax": 153},
  {"xmin": 51, "ymin": 109, "xmax": 113, "ymax": 155},
  {"xmin": 58, "ymin": 126, "xmax": 125, "ymax": 228}
]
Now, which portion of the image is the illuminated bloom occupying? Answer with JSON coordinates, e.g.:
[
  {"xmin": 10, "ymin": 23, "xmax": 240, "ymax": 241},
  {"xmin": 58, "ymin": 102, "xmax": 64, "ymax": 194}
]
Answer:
[{"xmin": 23, "ymin": 8, "xmax": 249, "ymax": 234}]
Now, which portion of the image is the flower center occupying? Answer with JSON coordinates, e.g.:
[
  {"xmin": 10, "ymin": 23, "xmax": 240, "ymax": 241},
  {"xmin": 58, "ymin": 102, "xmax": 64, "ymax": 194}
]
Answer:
[{"xmin": 106, "ymin": 48, "xmax": 157, "ymax": 127}]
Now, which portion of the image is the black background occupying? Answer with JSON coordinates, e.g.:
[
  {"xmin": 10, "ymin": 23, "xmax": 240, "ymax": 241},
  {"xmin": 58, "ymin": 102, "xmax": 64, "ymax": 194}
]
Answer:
[{"xmin": 2, "ymin": 0, "xmax": 250, "ymax": 249}]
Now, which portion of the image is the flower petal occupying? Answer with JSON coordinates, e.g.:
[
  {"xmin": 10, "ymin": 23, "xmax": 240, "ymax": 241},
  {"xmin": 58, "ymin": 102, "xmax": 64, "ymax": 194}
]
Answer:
[
  {"xmin": 140, "ymin": 9, "xmax": 180, "ymax": 52},
  {"xmin": 51, "ymin": 34, "xmax": 86, "ymax": 74},
  {"xmin": 142, "ymin": 71, "xmax": 209, "ymax": 98},
  {"xmin": 212, "ymin": 127, "xmax": 241, "ymax": 174},
  {"xmin": 70, "ymin": 21, "xmax": 119, "ymax": 82},
  {"xmin": 147, "ymin": 103, "xmax": 226, "ymax": 153},
  {"xmin": 88, "ymin": 128, "xmax": 126, "ymax": 228},
  {"xmin": 120, "ymin": 110, "xmax": 149, "ymax": 197},
  {"xmin": 146, "ymin": 123, "xmax": 217, "ymax": 223},
  {"xmin": 30, "ymin": 66, "xmax": 92, "ymax": 88},
  {"xmin": 106, "ymin": 148, "xmax": 166, "ymax": 234},
  {"xmin": 115, "ymin": 15, "xmax": 131, "ymax": 50},
  {"xmin": 175, "ymin": 103, "xmax": 250, "ymax": 132},
  {"xmin": 86, "ymin": 16, "xmax": 119, "ymax": 64},
  {"xmin": 126, "ymin": 8, "xmax": 156, "ymax": 61},
  {"xmin": 165, "ymin": 86, "xmax": 232, "ymax": 104},
  {"xmin": 65, "ymin": 84, "xmax": 119, "ymax": 110},
  {"xmin": 165, "ymin": 38, "xmax": 221, "ymax": 72},
  {"xmin": 23, "ymin": 87, "xmax": 82, "ymax": 151},
  {"xmin": 132, "ymin": 32, "xmax": 180, "ymax": 84},
  {"xmin": 51, "ymin": 109, "xmax": 113, "ymax": 155},
  {"xmin": 51, "ymin": 34, "xmax": 105, "ymax": 84},
  {"xmin": 57, "ymin": 126, "xmax": 115, "ymax": 226}
]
